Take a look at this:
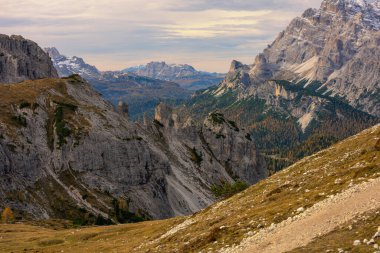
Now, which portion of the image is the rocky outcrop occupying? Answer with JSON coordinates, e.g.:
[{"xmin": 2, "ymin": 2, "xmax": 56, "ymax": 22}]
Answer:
[
  {"xmin": 0, "ymin": 76, "xmax": 267, "ymax": 221},
  {"xmin": 220, "ymin": 0, "xmax": 380, "ymax": 116},
  {"xmin": 0, "ymin": 35, "xmax": 58, "ymax": 83},
  {"xmin": 153, "ymin": 105, "xmax": 267, "ymax": 184}
]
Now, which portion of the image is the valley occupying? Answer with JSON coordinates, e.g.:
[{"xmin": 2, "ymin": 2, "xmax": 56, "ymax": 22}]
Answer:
[
  {"xmin": 0, "ymin": 0, "xmax": 379, "ymax": 252},
  {"xmin": 0, "ymin": 123, "xmax": 378, "ymax": 252}
]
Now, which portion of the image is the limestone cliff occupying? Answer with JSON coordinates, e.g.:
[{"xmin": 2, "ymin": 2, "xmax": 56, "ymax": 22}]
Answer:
[
  {"xmin": 0, "ymin": 34, "xmax": 58, "ymax": 83},
  {"xmin": 0, "ymin": 76, "xmax": 267, "ymax": 221},
  {"xmin": 220, "ymin": 0, "xmax": 380, "ymax": 116}
]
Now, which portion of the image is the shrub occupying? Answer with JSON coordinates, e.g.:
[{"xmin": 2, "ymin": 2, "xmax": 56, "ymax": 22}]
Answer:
[
  {"xmin": 211, "ymin": 181, "xmax": 248, "ymax": 198},
  {"xmin": 54, "ymin": 106, "xmax": 71, "ymax": 147},
  {"xmin": 19, "ymin": 101, "xmax": 31, "ymax": 109},
  {"xmin": 1, "ymin": 207, "xmax": 15, "ymax": 224},
  {"xmin": 189, "ymin": 147, "xmax": 203, "ymax": 165},
  {"xmin": 209, "ymin": 112, "xmax": 225, "ymax": 125},
  {"xmin": 112, "ymin": 198, "xmax": 145, "ymax": 224},
  {"xmin": 95, "ymin": 215, "xmax": 113, "ymax": 226},
  {"xmin": 11, "ymin": 115, "xmax": 27, "ymax": 127},
  {"xmin": 153, "ymin": 119, "xmax": 164, "ymax": 127},
  {"xmin": 227, "ymin": 120, "xmax": 239, "ymax": 131}
]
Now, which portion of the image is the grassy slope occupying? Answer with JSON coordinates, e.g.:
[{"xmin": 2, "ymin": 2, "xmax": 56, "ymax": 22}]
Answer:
[{"xmin": 0, "ymin": 124, "xmax": 378, "ymax": 253}]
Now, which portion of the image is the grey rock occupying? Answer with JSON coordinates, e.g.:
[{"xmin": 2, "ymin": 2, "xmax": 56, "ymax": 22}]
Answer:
[
  {"xmin": 0, "ymin": 34, "xmax": 58, "ymax": 83},
  {"xmin": 0, "ymin": 76, "xmax": 267, "ymax": 221},
  {"xmin": 220, "ymin": 0, "xmax": 380, "ymax": 116}
]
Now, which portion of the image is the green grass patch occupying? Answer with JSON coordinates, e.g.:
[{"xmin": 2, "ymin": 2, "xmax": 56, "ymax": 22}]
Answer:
[{"xmin": 211, "ymin": 181, "xmax": 248, "ymax": 198}]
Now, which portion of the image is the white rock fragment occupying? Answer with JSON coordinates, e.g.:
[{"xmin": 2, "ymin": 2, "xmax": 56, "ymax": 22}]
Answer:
[
  {"xmin": 297, "ymin": 207, "xmax": 305, "ymax": 213},
  {"xmin": 353, "ymin": 240, "xmax": 361, "ymax": 246},
  {"xmin": 367, "ymin": 239, "xmax": 375, "ymax": 245}
]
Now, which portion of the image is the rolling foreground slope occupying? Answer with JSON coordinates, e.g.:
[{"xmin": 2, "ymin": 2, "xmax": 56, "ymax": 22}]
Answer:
[{"xmin": 1, "ymin": 124, "xmax": 379, "ymax": 253}]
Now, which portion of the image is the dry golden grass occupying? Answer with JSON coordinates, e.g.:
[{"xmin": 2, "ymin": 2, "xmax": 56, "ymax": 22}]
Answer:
[
  {"xmin": 0, "ymin": 218, "xmax": 183, "ymax": 253},
  {"xmin": 0, "ymin": 78, "xmax": 64, "ymax": 125},
  {"xmin": 0, "ymin": 77, "xmax": 91, "ymax": 145},
  {"xmin": 1, "ymin": 125, "xmax": 378, "ymax": 253},
  {"xmin": 130, "ymin": 124, "xmax": 379, "ymax": 253}
]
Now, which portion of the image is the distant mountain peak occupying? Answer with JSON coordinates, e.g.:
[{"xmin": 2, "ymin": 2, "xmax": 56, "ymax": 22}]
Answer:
[
  {"xmin": 44, "ymin": 47, "xmax": 100, "ymax": 79},
  {"xmin": 319, "ymin": 0, "xmax": 380, "ymax": 16},
  {"xmin": 124, "ymin": 61, "xmax": 225, "ymax": 90},
  {"xmin": 44, "ymin": 47, "xmax": 61, "ymax": 60}
]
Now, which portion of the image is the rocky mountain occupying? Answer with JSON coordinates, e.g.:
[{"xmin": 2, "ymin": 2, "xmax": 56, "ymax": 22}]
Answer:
[
  {"xmin": 0, "ymin": 35, "xmax": 58, "ymax": 83},
  {"xmin": 219, "ymin": 0, "xmax": 380, "ymax": 116},
  {"xmin": 0, "ymin": 75, "xmax": 266, "ymax": 222},
  {"xmin": 3, "ymin": 123, "xmax": 379, "ymax": 252},
  {"xmin": 44, "ymin": 47, "xmax": 100, "ymax": 80},
  {"xmin": 124, "ymin": 61, "xmax": 225, "ymax": 90},
  {"xmin": 185, "ymin": 0, "xmax": 379, "ymax": 171},
  {"xmin": 44, "ymin": 47, "xmax": 191, "ymax": 120}
]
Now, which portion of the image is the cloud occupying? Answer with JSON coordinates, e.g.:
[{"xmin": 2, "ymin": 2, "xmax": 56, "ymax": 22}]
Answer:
[{"xmin": 0, "ymin": 0, "xmax": 322, "ymax": 72}]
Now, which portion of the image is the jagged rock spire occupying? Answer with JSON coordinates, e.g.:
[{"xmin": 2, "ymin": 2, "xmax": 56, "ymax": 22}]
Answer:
[{"xmin": 118, "ymin": 101, "xmax": 129, "ymax": 120}]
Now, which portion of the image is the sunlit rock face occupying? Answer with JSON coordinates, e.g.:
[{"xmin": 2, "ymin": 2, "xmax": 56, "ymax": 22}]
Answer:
[{"xmin": 219, "ymin": 0, "xmax": 380, "ymax": 116}]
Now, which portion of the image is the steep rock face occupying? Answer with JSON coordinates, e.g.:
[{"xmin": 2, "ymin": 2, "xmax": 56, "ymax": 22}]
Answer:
[
  {"xmin": 0, "ymin": 76, "xmax": 266, "ymax": 221},
  {"xmin": 221, "ymin": 0, "xmax": 379, "ymax": 116},
  {"xmin": 153, "ymin": 105, "xmax": 267, "ymax": 185},
  {"xmin": 0, "ymin": 35, "xmax": 58, "ymax": 83}
]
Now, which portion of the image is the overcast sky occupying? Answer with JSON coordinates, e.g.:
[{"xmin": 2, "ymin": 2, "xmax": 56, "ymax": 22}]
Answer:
[{"xmin": 0, "ymin": 0, "xmax": 322, "ymax": 72}]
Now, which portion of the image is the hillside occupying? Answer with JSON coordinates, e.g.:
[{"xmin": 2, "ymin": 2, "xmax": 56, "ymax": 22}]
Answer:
[
  {"xmin": 0, "ymin": 123, "xmax": 379, "ymax": 253},
  {"xmin": 0, "ymin": 75, "xmax": 265, "ymax": 223}
]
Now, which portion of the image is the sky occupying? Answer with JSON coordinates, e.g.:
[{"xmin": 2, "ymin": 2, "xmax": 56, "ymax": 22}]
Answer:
[{"xmin": 0, "ymin": 0, "xmax": 322, "ymax": 72}]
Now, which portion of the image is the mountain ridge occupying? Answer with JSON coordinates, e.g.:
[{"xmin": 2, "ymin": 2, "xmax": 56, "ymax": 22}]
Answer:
[
  {"xmin": 217, "ymin": 0, "xmax": 379, "ymax": 116},
  {"xmin": 124, "ymin": 61, "xmax": 225, "ymax": 90}
]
